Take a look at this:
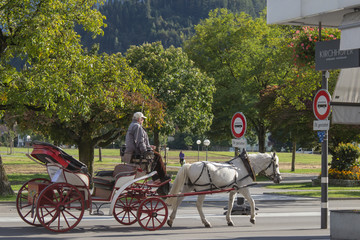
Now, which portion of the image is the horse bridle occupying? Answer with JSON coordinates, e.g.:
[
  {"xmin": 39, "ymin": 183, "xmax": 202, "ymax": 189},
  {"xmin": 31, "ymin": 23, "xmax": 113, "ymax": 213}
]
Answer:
[{"xmin": 262, "ymin": 154, "xmax": 280, "ymax": 181}]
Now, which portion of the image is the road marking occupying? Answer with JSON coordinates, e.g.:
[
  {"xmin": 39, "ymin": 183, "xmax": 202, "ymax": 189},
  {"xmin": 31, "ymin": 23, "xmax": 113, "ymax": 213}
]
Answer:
[{"xmin": 0, "ymin": 211, "xmax": 323, "ymax": 223}]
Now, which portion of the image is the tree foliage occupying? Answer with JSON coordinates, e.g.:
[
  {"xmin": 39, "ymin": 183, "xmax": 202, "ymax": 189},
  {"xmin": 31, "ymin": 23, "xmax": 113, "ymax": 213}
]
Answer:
[
  {"xmin": 0, "ymin": 0, "xmax": 164, "ymax": 177},
  {"xmin": 80, "ymin": 0, "xmax": 266, "ymax": 54},
  {"xmin": 275, "ymin": 26, "xmax": 360, "ymax": 154},
  {"xmin": 14, "ymin": 52, "xmax": 162, "ymax": 176},
  {"xmin": 0, "ymin": 0, "xmax": 106, "ymax": 114},
  {"xmin": 0, "ymin": 0, "xmax": 108, "ymax": 192},
  {"xmin": 183, "ymin": 9, "xmax": 291, "ymax": 152},
  {"xmin": 276, "ymin": 26, "xmax": 341, "ymax": 110},
  {"xmin": 126, "ymin": 42, "xmax": 214, "ymax": 149}
]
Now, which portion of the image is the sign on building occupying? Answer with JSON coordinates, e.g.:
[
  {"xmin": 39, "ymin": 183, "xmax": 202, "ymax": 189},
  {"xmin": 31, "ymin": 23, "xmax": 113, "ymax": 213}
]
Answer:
[{"xmin": 315, "ymin": 39, "xmax": 360, "ymax": 71}]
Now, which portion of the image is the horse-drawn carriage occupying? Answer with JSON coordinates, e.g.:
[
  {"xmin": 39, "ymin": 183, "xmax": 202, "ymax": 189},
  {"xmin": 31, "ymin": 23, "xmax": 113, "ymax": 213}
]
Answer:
[
  {"xmin": 16, "ymin": 142, "xmax": 282, "ymax": 232},
  {"xmin": 16, "ymin": 141, "xmax": 170, "ymax": 232}
]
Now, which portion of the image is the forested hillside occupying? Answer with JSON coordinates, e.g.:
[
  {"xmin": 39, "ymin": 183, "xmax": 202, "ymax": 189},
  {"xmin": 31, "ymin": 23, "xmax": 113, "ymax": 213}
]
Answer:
[{"xmin": 80, "ymin": 0, "xmax": 266, "ymax": 54}]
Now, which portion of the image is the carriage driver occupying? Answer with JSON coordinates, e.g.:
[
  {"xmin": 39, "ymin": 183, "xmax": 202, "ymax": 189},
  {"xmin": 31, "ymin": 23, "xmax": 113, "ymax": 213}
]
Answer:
[{"xmin": 123, "ymin": 112, "xmax": 169, "ymax": 189}]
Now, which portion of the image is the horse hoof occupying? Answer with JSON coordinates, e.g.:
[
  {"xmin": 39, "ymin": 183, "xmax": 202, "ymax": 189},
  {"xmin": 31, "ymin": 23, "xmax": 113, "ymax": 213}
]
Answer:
[
  {"xmin": 228, "ymin": 222, "xmax": 234, "ymax": 226},
  {"xmin": 205, "ymin": 224, "xmax": 212, "ymax": 228},
  {"xmin": 250, "ymin": 219, "xmax": 255, "ymax": 224},
  {"xmin": 167, "ymin": 220, "xmax": 173, "ymax": 227}
]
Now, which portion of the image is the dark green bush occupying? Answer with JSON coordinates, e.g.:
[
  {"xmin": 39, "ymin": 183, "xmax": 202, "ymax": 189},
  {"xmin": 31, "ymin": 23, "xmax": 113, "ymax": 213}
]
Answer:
[{"xmin": 330, "ymin": 143, "xmax": 360, "ymax": 171}]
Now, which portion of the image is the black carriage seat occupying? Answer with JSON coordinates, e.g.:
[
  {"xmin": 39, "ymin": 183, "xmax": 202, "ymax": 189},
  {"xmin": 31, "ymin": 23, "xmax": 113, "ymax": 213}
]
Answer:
[
  {"xmin": 93, "ymin": 164, "xmax": 137, "ymax": 191},
  {"xmin": 31, "ymin": 141, "xmax": 88, "ymax": 174}
]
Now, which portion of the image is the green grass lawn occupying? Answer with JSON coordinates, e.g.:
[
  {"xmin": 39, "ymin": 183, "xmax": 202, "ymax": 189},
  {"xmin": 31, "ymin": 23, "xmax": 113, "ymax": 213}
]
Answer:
[
  {"xmin": 266, "ymin": 182, "xmax": 360, "ymax": 198},
  {"xmin": 2, "ymin": 147, "xmax": 358, "ymax": 202},
  {"xmin": 275, "ymin": 191, "xmax": 360, "ymax": 198}
]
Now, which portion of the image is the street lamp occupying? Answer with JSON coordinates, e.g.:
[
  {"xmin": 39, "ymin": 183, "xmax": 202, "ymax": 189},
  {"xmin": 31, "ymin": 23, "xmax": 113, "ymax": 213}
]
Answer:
[
  {"xmin": 203, "ymin": 139, "xmax": 210, "ymax": 161},
  {"xmin": 26, "ymin": 135, "xmax": 31, "ymax": 154},
  {"xmin": 196, "ymin": 140, "xmax": 201, "ymax": 161},
  {"xmin": 165, "ymin": 147, "xmax": 169, "ymax": 168}
]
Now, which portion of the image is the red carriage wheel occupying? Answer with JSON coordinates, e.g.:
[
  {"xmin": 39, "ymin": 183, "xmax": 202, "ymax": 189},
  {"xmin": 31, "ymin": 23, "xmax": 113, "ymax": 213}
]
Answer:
[
  {"xmin": 113, "ymin": 193, "xmax": 139, "ymax": 225},
  {"xmin": 16, "ymin": 178, "xmax": 50, "ymax": 226},
  {"xmin": 137, "ymin": 197, "xmax": 168, "ymax": 231},
  {"xmin": 36, "ymin": 182, "xmax": 85, "ymax": 232}
]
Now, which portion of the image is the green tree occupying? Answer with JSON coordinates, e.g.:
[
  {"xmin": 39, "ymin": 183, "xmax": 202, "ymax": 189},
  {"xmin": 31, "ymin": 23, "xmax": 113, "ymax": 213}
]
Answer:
[
  {"xmin": 0, "ymin": 0, "xmax": 106, "ymax": 194},
  {"xmin": 80, "ymin": 0, "xmax": 266, "ymax": 54},
  {"xmin": 15, "ymin": 53, "xmax": 162, "ymax": 176},
  {"xmin": 126, "ymin": 42, "xmax": 215, "ymax": 150},
  {"xmin": 260, "ymin": 85, "xmax": 317, "ymax": 171},
  {"xmin": 0, "ymin": 0, "xmax": 164, "ymax": 178},
  {"xmin": 184, "ymin": 9, "xmax": 290, "ymax": 152},
  {"xmin": 275, "ymin": 26, "xmax": 360, "ymax": 156},
  {"xmin": 276, "ymin": 26, "xmax": 341, "ymax": 109},
  {"xmin": 184, "ymin": 135, "xmax": 193, "ymax": 149},
  {"xmin": 1, "ymin": 0, "xmax": 106, "ymax": 113}
]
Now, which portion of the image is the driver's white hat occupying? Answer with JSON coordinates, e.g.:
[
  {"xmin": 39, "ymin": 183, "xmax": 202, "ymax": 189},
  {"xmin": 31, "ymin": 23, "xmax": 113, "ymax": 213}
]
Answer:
[{"xmin": 133, "ymin": 112, "xmax": 147, "ymax": 120}]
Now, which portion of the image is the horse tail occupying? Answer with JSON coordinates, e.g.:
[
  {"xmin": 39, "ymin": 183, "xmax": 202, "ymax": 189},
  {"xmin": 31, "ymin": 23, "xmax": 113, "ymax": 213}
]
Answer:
[{"xmin": 165, "ymin": 163, "xmax": 191, "ymax": 208}]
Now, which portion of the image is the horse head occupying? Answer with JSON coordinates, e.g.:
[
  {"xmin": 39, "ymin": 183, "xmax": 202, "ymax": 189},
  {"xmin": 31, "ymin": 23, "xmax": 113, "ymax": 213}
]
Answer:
[{"xmin": 262, "ymin": 152, "xmax": 282, "ymax": 184}]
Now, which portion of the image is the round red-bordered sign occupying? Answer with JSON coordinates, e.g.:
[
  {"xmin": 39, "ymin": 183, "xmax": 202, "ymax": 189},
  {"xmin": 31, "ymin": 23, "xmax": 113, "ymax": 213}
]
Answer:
[
  {"xmin": 231, "ymin": 112, "xmax": 247, "ymax": 139},
  {"xmin": 313, "ymin": 89, "xmax": 331, "ymax": 120}
]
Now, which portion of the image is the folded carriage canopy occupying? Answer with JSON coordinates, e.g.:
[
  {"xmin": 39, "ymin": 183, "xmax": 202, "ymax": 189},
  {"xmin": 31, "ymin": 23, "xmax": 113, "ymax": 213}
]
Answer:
[{"xmin": 30, "ymin": 141, "xmax": 88, "ymax": 173}]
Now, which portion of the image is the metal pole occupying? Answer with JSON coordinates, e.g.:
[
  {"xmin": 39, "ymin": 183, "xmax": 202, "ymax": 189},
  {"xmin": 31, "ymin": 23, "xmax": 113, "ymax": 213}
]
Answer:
[
  {"xmin": 319, "ymin": 22, "xmax": 329, "ymax": 229},
  {"xmin": 206, "ymin": 146, "xmax": 208, "ymax": 161},
  {"xmin": 196, "ymin": 140, "xmax": 201, "ymax": 161},
  {"xmin": 198, "ymin": 144, "xmax": 200, "ymax": 161}
]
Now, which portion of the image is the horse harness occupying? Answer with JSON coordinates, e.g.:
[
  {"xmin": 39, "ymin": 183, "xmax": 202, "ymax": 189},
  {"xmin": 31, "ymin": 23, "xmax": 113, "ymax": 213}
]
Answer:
[{"xmin": 190, "ymin": 153, "xmax": 255, "ymax": 192}]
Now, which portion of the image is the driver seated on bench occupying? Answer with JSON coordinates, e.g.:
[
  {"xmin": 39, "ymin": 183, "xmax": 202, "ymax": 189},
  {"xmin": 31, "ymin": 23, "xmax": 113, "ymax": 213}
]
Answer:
[{"xmin": 122, "ymin": 112, "xmax": 169, "ymax": 186}]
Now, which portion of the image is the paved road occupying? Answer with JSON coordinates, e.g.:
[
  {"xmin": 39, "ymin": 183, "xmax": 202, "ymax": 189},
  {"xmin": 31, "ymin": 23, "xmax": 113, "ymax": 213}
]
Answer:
[
  {"xmin": 2, "ymin": 198, "xmax": 358, "ymax": 240},
  {"xmin": 0, "ymin": 173, "xmax": 358, "ymax": 240}
]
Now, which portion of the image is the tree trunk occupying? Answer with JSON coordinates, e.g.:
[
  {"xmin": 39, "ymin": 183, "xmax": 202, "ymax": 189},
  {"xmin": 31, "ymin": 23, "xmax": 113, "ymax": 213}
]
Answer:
[
  {"xmin": 235, "ymin": 147, "xmax": 240, "ymax": 157},
  {"xmin": 291, "ymin": 141, "xmax": 296, "ymax": 172},
  {"xmin": 258, "ymin": 124, "xmax": 266, "ymax": 153},
  {"xmin": 0, "ymin": 155, "xmax": 14, "ymax": 196},
  {"xmin": 78, "ymin": 141, "xmax": 96, "ymax": 178},
  {"xmin": 98, "ymin": 147, "xmax": 102, "ymax": 162},
  {"xmin": 153, "ymin": 128, "xmax": 160, "ymax": 152}
]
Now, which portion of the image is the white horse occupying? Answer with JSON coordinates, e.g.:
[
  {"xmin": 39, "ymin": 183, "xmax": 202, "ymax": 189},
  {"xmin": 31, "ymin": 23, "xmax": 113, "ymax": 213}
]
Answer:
[{"xmin": 165, "ymin": 150, "xmax": 282, "ymax": 228}]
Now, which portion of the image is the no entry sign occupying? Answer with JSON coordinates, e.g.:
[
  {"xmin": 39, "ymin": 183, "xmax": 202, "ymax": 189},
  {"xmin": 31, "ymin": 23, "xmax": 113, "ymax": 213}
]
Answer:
[
  {"xmin": 313, "ymin": 89, "xmax": 331, "ymax": 120},
  {"xmin": 231, "ymin": 112, "xmax": 247, "ymax": 139}
]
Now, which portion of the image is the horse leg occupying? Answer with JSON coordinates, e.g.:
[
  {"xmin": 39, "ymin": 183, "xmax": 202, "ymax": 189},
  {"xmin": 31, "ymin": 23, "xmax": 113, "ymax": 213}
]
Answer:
[
  {"xmin": 226, "ymin": 191, "xmax": 237, "ymax": 226},
  {"xmin": 239, "ymin": 188, "xmax": 256, "ymax": 224},
  {"xmin": 196, "ymin": 195, "xmax": 212, "ymax": 228},
  {"xmin": 167, "ymin": 185, "xmax": 193, "ymax": 227},
  {"xmin": 167, "ymin": 195, "xmax": 184, "ymax": 227}
]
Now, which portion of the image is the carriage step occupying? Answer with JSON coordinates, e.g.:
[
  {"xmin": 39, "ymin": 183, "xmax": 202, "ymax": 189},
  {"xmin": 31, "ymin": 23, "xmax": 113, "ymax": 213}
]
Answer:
[{"xmin": 91, "ymin": 210, "xmax": 104, "ymax": 215}]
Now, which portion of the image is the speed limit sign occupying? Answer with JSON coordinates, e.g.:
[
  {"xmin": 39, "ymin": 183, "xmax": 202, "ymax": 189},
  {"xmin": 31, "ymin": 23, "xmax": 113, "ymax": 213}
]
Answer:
[{"xmin": 231, "ymin": 112, "xmax": 247, "ymax": 139}]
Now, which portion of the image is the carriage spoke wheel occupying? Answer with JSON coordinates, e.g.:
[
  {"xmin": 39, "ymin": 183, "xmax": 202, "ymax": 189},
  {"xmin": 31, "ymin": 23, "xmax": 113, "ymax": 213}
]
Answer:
[
  {"xmin": 16, "ymin": 178, "xmax": 50, "ymax": 226},
  {"xmin": 36, "ymin": 182, "xmax": 85, "ymax": 232},
  {"xmin": 113, "ymin": 193, "xmax": 140, "ymax": 225},
  {"xmin": 137, "ymin": 197, "xmax": 168, "ymax": 231}
]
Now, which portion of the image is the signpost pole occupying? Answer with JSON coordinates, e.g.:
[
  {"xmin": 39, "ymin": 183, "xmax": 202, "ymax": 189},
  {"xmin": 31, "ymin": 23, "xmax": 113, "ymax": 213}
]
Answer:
[
  {"xmin": 319, "ymin": 22, "xmax": 329, "ymax": 230},
  {"xmin": 321, "ymin": 71, "xmax": 329, "ymax": 230}
]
